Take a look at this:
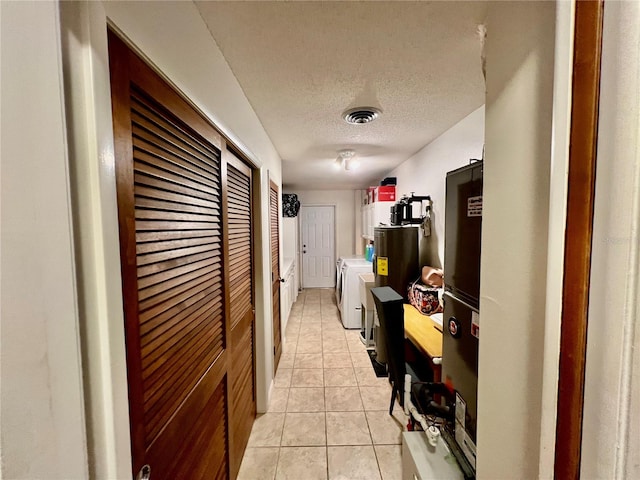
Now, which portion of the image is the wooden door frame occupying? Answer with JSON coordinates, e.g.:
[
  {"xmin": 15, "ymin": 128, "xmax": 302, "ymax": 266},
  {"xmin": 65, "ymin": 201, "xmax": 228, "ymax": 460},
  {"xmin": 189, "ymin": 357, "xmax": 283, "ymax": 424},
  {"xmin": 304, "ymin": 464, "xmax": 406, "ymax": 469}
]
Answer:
[
  {"xmin": 269, "ymin": 179, "xmax": 282, "ymax": 373},
  {"xmin": 224, "ymin": 148, "xmax": 257, "ymax": 480},
  {"xmin": 554, "ymin": 1, "xmax": 605, "ymax": 478},
  {"xmin": 298, "ymin": 203, "xmax": 337, "ymax": 288}
]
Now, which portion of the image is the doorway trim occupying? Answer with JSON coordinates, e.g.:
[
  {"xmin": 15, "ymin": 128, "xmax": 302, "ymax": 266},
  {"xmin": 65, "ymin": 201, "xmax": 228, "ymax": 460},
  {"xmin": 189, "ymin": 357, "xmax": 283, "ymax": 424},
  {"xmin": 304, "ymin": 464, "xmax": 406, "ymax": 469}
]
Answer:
[{"xmin": 553, "ymin": 0, "xmax": 605, "ymax": 478}]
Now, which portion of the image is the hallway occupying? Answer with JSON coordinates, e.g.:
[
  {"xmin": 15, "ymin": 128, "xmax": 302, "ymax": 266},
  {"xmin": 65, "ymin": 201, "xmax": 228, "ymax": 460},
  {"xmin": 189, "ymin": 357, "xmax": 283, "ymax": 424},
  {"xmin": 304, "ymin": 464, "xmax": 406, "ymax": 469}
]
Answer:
[{"xmin": 238, "ymin": 288, "xmax": 405, "ymax": 480}]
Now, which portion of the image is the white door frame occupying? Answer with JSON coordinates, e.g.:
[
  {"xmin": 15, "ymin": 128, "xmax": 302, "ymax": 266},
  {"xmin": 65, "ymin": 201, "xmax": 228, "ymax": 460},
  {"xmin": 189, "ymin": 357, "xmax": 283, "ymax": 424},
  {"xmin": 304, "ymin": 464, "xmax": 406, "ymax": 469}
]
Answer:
[{"xmin": 299, "ymin": 204, "xmax": 337, "ymax": 288}]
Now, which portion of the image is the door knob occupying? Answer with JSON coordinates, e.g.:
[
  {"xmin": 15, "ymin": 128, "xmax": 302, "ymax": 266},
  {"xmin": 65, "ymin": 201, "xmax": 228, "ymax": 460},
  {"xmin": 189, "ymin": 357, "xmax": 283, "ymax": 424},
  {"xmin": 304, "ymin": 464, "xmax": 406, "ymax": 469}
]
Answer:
[{"xmin": 137, "ymin": 465, "xmax": 151, "ymax": 480}]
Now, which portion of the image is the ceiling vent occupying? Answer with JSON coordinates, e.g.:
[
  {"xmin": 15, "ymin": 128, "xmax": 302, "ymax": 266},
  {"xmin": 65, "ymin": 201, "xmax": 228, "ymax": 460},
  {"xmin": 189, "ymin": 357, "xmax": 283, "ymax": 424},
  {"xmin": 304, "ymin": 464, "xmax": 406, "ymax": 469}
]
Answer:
[{"xmin": 342, "ymin": 107, "xmax": 381, "ymax": 125}]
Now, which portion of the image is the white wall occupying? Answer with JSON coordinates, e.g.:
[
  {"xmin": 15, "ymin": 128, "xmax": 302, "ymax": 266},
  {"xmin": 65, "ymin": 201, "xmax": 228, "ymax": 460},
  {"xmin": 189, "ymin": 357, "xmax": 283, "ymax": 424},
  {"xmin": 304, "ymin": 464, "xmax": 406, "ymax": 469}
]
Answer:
[
  {"xmin": 477, "ymin": 2, "xmax": 556, "ymax": 478},
  {"xmin": 293, "ymin": 190, "xmax": 356, "ymax": 263},
  {"xmin": 582, "ymin": 1, "xmax": 640, "ymax": 478},
  {"xmin": 1, "ymin": 2, "xmax": 88, "ymax": 478},
  {"xmin": 381, "ymin": 106, "xmax": 484, "ymax": 268},
  {"xmin": 57, "ymin": 1, "xmax": 283, "ymax": 477}
]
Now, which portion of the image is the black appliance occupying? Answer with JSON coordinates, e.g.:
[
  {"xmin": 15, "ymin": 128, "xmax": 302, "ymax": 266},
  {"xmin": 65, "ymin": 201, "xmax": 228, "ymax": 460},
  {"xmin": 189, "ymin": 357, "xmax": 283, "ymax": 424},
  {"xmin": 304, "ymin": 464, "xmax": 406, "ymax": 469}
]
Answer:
[
  {"xmin": 390, "ymin": 194, "xmax": 432, "ymax": 226},
  {"xmin": 373, "ymin": 226, "xmax": 419, "ymax": 300},
  {"xmin": 370, "ymin": 226, "xmax": 419, "ymax": 366},
  {"xmin": 441, "ymin": 161, "xmax": 483, "ymax": 472}
]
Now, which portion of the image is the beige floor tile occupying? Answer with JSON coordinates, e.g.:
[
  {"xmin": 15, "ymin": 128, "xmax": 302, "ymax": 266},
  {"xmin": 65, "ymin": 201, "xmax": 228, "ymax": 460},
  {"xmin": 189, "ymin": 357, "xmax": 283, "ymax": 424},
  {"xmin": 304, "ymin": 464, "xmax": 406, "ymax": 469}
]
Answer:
[
  {"xmin": 303, "ymin": 305, "xmax": 321, "ymax": 315},
  {"xmin": 344, "ymin": 330, "xmax": 363, "ymax": 341},
  {"xmin": 350, "ymin": 350, "xmax": 373, "ymax": 368},
  {"xmin": 321, "ymin": 317, "xmax": 339, "ymax": 325},
  {"xmin": 323, "ymin": 352, "xmax": 352, "ymax": 369},
  {"xmin": 284, "ymin": 326, "xmax": 300, "ymax": 340},
  {"xmin": 321, "ymin": 330, "xmax": 345, "ymax": 342},
  {"xmin": 322, "ymin": 318, "xmax": 343, "ymax": 327},
  {"xmin": 274, "ymin": 368, "xmax": 293, "ymax": 388},
  {"xmin": 365, "ymin": 410, "xmax": 405, "ymax": 444},
  {"xmin": 239, "ymin": 289, "xmax": 404, "ymax": 480},
  {"xmin": 346, "ymin": 332, "xmax": 366, "ymax": 347},
  {"xmin": 301, "ymin": 321, "xmax": 322, "ymax": 329},
  {"xmin": 348, "ymin": 339, "xmax": 367, "ymax": 353},
  {"xmin": 237, "ymin": 447, "xmax": 279, "ymax": 480},
  {"xmin": 299, "ymin": 329, "xmax": 321, "ymax": 341},
  {"xmin": 323, "ymin": 368, "xmax": 357, "ymax": 387},
  {"xmin": 297, "ymin": 339, "xmax": 323, "ymax": 354},
  {"xmin": 289, "ymin": 306, "xmax": 303, "ymax": 316},
  {"xmin": 322, "ymin": 342, "xmax": 349, "ymax": 354},
  {"xmin": 326, "ymin": 411, "xmax": 372, "ymax": 446},
  {"xmin": 374, "ymin": 445, "xmax": 402, "ymax": 480},
  {"xmin": 327, "ymin": 445, "xmax": 381, "ymax": 480},
  {"xmin": 325, "ymin": 386, "xmax": 363, "ymax": 411},
  {"xmin": 247, "ymin": 413, "xmax": 285, "ymax": 447},
  {"xmin": 287, "ymin": 387, "xmax": 326, "ymax": 412},
  {"xmin": 320, "ymin": 331, "xmax": 349, "ymax": 346},
  {"xmin": 291, "ymin": 368, "xmax": 324, "ymax": 388},
  {"xmin": 354, "ymin": 367, "xmax": 386, "ymax": 386},
  {"xmin": 360, "ymin": 385, "xmax": 394, "ymax": 411},
  {"xmin": 322, "ymin": 309, "xmax": 338, "ymax": 316},
  {"xmin": 281, "ymin": 412, "xmax": 326, "ymax": 446},
  {"xmin": 321, "ymin": 323, "xmax": 342, "ymax": 333},
  {"xmin": 300, "ymin": 317, "xmax": 322, "ymax": 330},
  {"xmin": 268, "ymin": 388, "xmax": 290, "ymax": 413},
  {"xmin": 279, "ymin": 352, "xmax": 295, "ymax": 369},
  {"xmin": 282, "ymin": 339, "xmax": 297, "ymax": 354},
  {"xmin": 276, "ymin": 447, "xmax": 327, "ymax": 480},
  {"xmin": 294, "ymin": 353, "xmax": 323, "ymax": 369}
]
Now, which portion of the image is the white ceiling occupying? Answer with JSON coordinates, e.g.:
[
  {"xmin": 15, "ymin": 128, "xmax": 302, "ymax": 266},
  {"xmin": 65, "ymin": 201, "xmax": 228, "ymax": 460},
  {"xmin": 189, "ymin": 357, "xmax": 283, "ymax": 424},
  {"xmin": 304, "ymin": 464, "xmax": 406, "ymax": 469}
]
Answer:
[{"xmin": 195, "ymin": 1, "xmax": 487, "ymax": 190}]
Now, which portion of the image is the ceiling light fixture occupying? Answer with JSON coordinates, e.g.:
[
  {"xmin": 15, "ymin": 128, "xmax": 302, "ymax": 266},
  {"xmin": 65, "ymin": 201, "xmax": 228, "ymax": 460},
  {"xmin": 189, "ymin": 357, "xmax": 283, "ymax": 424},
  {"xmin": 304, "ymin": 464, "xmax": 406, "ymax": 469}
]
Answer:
[
  {"xmin": 342, "ymin": 107, "xmax": 381, "ymax": 125},
  {"xmin": 336, "ymin": 149, "xmax": 358, "ymax": 172}
]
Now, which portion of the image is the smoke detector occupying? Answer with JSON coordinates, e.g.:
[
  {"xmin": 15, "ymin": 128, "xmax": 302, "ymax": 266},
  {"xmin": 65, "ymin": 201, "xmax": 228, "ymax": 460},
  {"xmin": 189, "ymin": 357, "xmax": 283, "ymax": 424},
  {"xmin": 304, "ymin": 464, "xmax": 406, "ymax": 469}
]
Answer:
[{"xmin": 342, "ymin": 107, "xmax": 381, "ymax": 125}]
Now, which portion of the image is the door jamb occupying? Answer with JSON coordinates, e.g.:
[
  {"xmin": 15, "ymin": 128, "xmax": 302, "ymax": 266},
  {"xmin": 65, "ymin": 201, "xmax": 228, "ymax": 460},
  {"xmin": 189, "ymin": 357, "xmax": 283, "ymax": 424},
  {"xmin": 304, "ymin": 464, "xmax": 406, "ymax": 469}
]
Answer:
[{"xmin": 553, "ymin": 1, "xmax": 605, "ymax": 478}]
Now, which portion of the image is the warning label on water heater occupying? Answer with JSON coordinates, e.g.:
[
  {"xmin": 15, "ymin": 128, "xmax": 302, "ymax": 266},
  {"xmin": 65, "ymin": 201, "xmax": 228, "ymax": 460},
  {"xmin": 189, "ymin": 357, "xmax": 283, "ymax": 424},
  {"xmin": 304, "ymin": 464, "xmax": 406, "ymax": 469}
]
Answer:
[
  {"xmin": 377, "ymin": 257, "xmax": 388, "ymax": 276},
  {"xmin": 467, "ymin": 196, "xmax": 483, "ymax": 217},
  {"xmin": 471, "ymin": 311, "xmax": 480, "ymax": 339}
]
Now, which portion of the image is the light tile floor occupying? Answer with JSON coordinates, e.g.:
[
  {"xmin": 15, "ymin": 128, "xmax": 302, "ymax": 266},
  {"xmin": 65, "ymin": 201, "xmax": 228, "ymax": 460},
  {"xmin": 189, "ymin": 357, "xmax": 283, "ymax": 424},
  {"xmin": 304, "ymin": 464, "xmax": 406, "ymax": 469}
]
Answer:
[{"xmin": 238, "ymin": 288, "xmax": 406, "ymax": 480}]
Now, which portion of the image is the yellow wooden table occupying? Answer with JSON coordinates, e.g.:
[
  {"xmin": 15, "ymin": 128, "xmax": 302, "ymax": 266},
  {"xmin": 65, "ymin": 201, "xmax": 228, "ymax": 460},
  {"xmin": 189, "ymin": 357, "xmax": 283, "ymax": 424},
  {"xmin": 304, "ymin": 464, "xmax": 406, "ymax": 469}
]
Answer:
[{"xmin": 403, "ymin": 304, "xmax": 443, "ymax": 381}]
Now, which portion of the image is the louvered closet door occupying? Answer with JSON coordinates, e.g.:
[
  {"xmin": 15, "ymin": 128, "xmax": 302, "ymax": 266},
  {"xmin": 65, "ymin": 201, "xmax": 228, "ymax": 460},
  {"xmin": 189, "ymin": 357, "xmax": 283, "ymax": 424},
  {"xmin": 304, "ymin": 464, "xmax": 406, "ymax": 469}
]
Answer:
[
  {"xmin": 109, "ymin": 31, "xmax": 229, "ymax": 479},
  {"xmin": 225, "ymin": 153, "xmax": 256, "ymax": 479},
  {"xmin": 270, "ymin": 181, "xmax": 282, "ymax": 372}
]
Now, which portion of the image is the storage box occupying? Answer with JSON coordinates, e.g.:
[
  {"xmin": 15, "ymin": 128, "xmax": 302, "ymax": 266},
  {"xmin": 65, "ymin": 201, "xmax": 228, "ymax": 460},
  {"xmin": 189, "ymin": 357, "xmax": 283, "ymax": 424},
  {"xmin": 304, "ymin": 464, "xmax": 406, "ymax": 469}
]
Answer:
[{"xmin": 374, "ymin": 185, "xmax": 396, "ymax": 202}]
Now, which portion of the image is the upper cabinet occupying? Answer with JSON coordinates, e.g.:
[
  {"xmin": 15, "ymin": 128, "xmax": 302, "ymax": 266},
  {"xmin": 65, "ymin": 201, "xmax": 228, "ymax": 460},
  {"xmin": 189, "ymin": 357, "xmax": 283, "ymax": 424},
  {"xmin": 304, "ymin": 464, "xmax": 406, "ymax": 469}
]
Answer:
[{"xmin": 361, "ymin": 201, "xmax": 395, "ymax": 240}]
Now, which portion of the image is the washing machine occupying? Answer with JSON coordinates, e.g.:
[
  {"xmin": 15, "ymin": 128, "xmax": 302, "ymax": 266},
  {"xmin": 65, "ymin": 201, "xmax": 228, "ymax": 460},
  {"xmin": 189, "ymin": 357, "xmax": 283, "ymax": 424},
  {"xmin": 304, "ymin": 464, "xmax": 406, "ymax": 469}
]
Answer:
[
  {"xmin": 335, "ymin": 256, "xmax": 367, "ymax": 307},
  {"xmin": 338, "ymin": 258, "xmax": 373, "ymax": 329}
]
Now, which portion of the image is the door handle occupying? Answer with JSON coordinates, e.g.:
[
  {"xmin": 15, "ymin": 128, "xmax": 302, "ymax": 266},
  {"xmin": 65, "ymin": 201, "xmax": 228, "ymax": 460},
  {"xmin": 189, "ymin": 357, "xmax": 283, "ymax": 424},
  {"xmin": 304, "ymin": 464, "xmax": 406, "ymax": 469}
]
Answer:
[{"xmin": 137, "ymin": 465, "xmax": 150, "ymax": 480}]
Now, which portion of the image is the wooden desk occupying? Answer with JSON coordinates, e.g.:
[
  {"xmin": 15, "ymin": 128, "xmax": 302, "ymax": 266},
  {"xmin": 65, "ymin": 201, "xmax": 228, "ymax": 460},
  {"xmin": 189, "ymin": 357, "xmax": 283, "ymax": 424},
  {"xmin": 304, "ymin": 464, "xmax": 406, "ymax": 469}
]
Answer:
[{"xmin": 404, "ymin": 304, "xmax": 443, "ymax": 381}]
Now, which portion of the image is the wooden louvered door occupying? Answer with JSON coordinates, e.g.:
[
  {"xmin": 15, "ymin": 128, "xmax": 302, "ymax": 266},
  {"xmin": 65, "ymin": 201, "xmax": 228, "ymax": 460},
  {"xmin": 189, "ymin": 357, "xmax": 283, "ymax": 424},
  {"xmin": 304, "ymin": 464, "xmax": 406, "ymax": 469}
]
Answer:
[
  {"xmin": 224, "ymin": 152, "xmax": 256, "ymax": 479},
  {"xmin": 270, "ymin": 180, "xmax": 282, "ymax": 372},
  {"xmin": 108, "ymin": 31, "xmax": 257, "ymax": 479}
]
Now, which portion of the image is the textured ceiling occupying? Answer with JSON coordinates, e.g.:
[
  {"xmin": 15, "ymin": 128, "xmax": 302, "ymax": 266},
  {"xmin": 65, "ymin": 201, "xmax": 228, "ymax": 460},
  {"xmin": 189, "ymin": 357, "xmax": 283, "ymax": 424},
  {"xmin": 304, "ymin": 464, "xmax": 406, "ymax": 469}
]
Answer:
[{"xmin": 196, "ymin": 1, "xmax": 487, "ymax": 190}]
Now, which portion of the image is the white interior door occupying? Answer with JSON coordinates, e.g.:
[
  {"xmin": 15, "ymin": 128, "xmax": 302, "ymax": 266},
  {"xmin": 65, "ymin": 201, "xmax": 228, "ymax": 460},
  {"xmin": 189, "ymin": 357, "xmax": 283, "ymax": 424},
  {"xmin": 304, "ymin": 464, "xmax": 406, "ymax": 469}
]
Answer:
[{"xmin": 300, "ymin": 205, "xmax": 335, "ymax": 288}]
